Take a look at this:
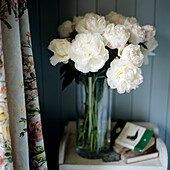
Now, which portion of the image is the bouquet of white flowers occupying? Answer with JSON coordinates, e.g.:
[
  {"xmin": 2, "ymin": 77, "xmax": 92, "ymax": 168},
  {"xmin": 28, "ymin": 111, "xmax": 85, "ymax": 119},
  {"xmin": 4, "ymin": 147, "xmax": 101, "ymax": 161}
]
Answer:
[
  {"xmin": 48, "ymin": 11, "xmax": 158, "ymax": 93},
  {"xmin": 48, "ymin": 11, "xmax": 158, "ymax": 158}
]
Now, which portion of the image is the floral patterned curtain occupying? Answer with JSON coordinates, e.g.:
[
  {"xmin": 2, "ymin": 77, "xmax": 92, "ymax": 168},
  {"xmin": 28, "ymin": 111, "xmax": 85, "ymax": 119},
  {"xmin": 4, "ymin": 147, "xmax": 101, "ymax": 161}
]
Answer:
[{"xmin": 0, "ymin": 0, "xmax": 47, "ymax": 169}]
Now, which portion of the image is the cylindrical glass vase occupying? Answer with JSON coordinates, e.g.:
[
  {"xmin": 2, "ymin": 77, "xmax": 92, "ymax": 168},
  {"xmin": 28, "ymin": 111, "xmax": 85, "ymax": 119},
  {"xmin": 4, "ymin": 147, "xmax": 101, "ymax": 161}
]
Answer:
[{"xmin": 76, "ymin": 76, "xmax": 112, "ymax": 159}]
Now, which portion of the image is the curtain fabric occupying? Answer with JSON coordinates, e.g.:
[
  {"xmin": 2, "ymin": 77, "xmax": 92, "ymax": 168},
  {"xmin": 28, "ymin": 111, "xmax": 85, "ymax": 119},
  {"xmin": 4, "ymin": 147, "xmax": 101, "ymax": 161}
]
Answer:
[{"xmin": 0, "ymin": 0, "xmax": 48, "ymax": 169}]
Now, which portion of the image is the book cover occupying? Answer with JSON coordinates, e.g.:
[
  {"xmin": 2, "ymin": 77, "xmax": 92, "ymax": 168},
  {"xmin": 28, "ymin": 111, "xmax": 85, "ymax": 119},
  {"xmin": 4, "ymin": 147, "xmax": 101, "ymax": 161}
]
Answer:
[
  {"xmin": 120, "ymin": 145, "xmax": 159, "ymax": 164},
  {"xmin": 114, "ymin": 122, "xmax": 154, "ymax": 152}
]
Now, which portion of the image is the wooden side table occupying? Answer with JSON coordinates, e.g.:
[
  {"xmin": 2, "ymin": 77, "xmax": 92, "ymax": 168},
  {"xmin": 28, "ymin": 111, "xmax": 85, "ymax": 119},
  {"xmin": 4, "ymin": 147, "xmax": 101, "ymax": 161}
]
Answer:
[{"xmin": 59, "ymin": 121, "xmax": 168, "ymax": 170}]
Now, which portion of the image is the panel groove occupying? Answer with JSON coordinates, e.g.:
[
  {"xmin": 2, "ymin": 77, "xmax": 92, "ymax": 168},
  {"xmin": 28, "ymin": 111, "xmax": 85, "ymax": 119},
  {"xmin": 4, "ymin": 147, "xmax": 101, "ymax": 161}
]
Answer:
[
  {"xmin": 148, "ymin": 56, "xmax": 154, "ymax": 122},
  {"xmin": 165, "ymin": 69, "xmax": 170, "ymax": 142},
  {"xmin": 59, "ymin": 0, "xmax": 77, "ymax": 122},
  {"xmin": 76, "ymin": 0, "xmax": 78, "ymax": 16},
  {"xmin": 134, "ymin": 0, "xmax": 137, "ymax": 17},
  {"xmin": 57, "ymin": 0, "xmax": 60, "ymax": 25},
  {"xmin": 96, "ymin": 0, "xmax": 98, "ymax": 13},
  {"xmin": 131, "ymin": 92, "xmax": 134, "ymax": 120},
  {"xmin": 57, "ymin": 0, "xmax": 63, "ymax": 123},
  {"xmin": 148, "ymin": 0, "xmax": 156, "ymax": 121},
  {"xmin": 115, "ymin": 0, "xmax": 117, "ymax": 12},
  {"xmin": 97, "ymin": 0, "xmax": 116, "ymax": 15},
  {"xmin": 153, "ymin": 0, "xmax": 157, "ymax": 27}
]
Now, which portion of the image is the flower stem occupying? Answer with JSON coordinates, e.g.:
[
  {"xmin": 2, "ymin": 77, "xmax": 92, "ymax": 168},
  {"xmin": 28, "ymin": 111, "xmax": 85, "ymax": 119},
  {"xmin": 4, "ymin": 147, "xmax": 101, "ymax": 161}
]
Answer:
[{"xmin": 77, "ymin": 75, "xmax": 107, "ymax": 153}]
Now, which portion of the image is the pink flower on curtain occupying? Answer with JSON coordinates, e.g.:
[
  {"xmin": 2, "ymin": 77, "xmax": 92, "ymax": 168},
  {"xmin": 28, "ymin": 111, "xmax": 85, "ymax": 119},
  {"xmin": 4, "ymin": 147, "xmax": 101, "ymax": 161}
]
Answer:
[
  {"xmin": 0, "ymin": 149, "xmax": 5, "ymax": 169},
  {"xmin": 10, "ymin": 0, "xmax": 18, "ymax": 13},
  {"xmin": 0, "ymin": 85, "xmax": 7, "ymax": 95},
  {"xmin": 26, "ymin": 32, "xmax": 30, "ymax": 37},
  {"xmin": 0, "ymin": 84, "xmax": 7, "ymax": 101},
  {"xmin": 28, "ymin": 116, "xmax": 43, "ymax": 146},
  {"xmin": 31, "ymin": 81, "xmax": 37, "ymax": 89}
]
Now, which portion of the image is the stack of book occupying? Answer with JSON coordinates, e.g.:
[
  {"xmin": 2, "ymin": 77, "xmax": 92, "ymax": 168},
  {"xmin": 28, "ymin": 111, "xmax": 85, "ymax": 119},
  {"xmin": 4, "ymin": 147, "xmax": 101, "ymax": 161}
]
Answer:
[{"xmin": 111, "ymin": 121, "xmax": 159, "ymax": 164}]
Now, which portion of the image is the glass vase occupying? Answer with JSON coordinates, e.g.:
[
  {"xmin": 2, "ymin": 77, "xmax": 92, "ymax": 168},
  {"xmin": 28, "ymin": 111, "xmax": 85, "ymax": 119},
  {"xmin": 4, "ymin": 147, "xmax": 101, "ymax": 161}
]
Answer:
[{"xmin": 76, "ymin": 76, "xmax": 112, "ymax": 159}]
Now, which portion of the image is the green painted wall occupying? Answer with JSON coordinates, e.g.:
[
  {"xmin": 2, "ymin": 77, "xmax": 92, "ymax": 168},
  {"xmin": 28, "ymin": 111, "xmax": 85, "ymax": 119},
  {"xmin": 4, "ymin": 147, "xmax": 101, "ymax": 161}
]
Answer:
[{"xmin": 28, "ymin": 0, "xmax": 170, "ymax": 169}]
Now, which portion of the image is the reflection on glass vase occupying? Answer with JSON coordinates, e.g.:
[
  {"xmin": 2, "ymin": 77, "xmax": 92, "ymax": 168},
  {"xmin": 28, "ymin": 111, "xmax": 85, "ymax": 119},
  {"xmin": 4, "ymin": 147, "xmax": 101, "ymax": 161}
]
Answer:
[{"xmin": 76, "ymin": 76, "xmax": 112, "ymax": 159}]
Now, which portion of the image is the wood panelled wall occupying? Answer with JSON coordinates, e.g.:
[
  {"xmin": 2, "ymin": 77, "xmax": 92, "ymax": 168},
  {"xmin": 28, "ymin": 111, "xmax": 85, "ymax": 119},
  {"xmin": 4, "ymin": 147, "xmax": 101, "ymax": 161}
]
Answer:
[{"xmin": 28, "ymin": 0, "xmax": 170, "ymax": 169}]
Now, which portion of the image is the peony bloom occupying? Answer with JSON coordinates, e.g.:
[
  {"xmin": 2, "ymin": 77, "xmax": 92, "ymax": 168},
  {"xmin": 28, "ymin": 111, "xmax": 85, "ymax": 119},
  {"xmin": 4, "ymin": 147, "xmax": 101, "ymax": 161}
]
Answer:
[
  {"xmin": 124, "ymin": 17, "xmax": 139, "ymax": 26},
  {"xmin": 75, "ymin": 13, "xmax": 107, "ymax": 34},
  {"xmin": 124, "ymin": 17, "xmax": 145, "ymax": 45},
  {"xmin": 48, "ymin": 39, "xmax": 70, "ymax": 65},
  {"xmin": 105, "ymin": 11, "xmax": 126, "ymax": 25},
  {"xmin": 142, "ymin": 25, "xmax": 156, "ymax": 41},
  {"xmin": 126, "ymin": 24, "xmax": 145, "ymax": 45},
  {"xmin": 106, "ymin": 58, "xmax": 143, "ymax": 94},
  {"xmin": 141, "ymin": 37, "xmax": 158, "ymax": 64},
  {"xmin": 144, "ymin": 37, "xmax": 158, "ymax": 52},
  {"xmin": 73, "ymin": 16, "xmax": 84, "ymax": 25},
  {"xmin": 58, "ymin": 20, "xmax": 74, "ymax": 38},
  {"xmin": 70, "ymin": 33, "xmax": 109, "ymax": 73},
  {"xmin": 121, "ymin": 44, "xmax": 144, "ymax": 67},
  {"xmin": 103, "ymin": 24, "xmax": 130, "ymax": 49}
]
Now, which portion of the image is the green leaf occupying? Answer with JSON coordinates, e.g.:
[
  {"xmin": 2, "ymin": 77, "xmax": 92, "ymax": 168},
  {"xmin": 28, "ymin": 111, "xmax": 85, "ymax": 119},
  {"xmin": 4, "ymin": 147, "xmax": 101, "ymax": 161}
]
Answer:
[
  {"xmin": 28, "ymin": 107, "xmax": 40, "ymax": 112},
  {"xmin": 97, "ymin": 47, "xmax": 118, "ymax": 77},
  {"xmin": 139, "ymin": 42, "xmax": 148, "ymax": 49},
  {"xmin": 19, "ymin": 117, "xmax": 26, "ymax": 123},
  {"xmin": 6, "ymin": 0, "xmax": 11, "ymax": 15},
  {"xmin": 30, "ymin": 72, "xmax": 35, "ymax": 78},
  {"xmin": 23, "ymin": 128, "xmax": 27, "ymax": 132},
  {"xmin": 60, "ymin": 60, "xmax": 84, "ymax": 90},
  {"xmin": 0, "ymin": 18, "xmax": 12, "ymax": 29},
  {"xmin": 60, "ymin": 63, "xmax": 68, "ymax": 75},
  {"xmin": 62, "ymin": 70, "xmax": 75, "ymax": 90},
  {"xmin": 20, "ymin": 132, "xmax": 24, "ymax": 137},
  {"xmin": 32, "ymin": 146, "xmax": 45, "ymax": 155},
  {"xmin": 70, "ymin": 30, "xmax": 78, "ymax": 40}
]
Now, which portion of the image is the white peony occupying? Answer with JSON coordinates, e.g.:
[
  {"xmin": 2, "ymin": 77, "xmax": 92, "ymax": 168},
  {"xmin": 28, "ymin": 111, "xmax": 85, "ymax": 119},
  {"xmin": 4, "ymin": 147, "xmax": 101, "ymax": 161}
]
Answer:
[
  {"xmin": 126, "ymin": 24, "xmax": 145, "ymax": 45},
  {"xmin": 144, "ymin": 37, "xmax": 158, "ymax": 52},
  {"xmin": 123, "ymin": 17, "xmax": 145, "ymax": 45},
  {"xmin": 103, "ymin": 24, "xmax": 130, "ymax": 49},
  {"xmin": 141, "ymin": 37, "xmax": 158, "ymax": 64},
  {"xmin": 142, "ymin": 25, "xmax": 156, "ymax": 41},
  {"xmin": 70, "ymin": 33, "xmax": 109, "ymax": 73},
  {"xmin": 121, "ymin": 44, "xmax": 144, "ymax": 67},
  {"xmin": 48, "ymin": 39, "xmax": 70, "ymax": 65},
  {"xmin": 75, "ymin": 13, "xmax": 107, "ymax": 34},
  {"xmin": 124, "ymin": 17, "xmax": 139, "ymax": 26},
  {"xmin": 105, "ymin": 11, "xmax": 126, "ymax": 25},
  {"xmin": 73, "ymin": 16, "xmax": 84, "ymax": 25},
  {"xmin": 106, "ymin": 58, "xmax": 143, "ymax": 94},
  {"xmin": 58, "ymin": 20, "xmax": 74, "ymax": 38}
]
